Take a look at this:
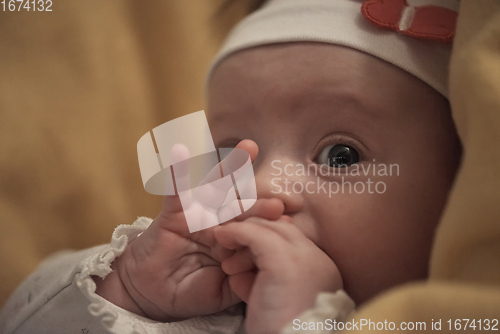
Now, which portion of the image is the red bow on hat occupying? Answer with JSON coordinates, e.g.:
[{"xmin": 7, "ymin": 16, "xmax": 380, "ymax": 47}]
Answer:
[{"xmin": 361, "ymin": 0, "xmax": 458, "ymax": 42}]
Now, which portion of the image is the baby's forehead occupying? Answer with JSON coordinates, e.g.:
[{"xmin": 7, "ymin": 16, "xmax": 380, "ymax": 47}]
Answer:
[{"xmin": 208, "ymin": 43, "xmax": 439, "ymax": 124}]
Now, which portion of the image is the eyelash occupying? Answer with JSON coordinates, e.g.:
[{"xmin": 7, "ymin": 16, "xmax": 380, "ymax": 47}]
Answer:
[
  {"xmin": 216, "ymin": 135, "xmax": 367, "ymax": 167},
  {"xmin": 312, "ymin": 134, "xmax": 367, "ymax": 166}
]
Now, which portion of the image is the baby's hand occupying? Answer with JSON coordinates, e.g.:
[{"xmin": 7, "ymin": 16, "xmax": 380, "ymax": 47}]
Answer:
[
  {"xmin": 94, "ymin": 140, "xmax": 282, "ymax": 322},
  {"xmin": 214, "ymin": 216, "xmax": 343, "ymax": 334}
]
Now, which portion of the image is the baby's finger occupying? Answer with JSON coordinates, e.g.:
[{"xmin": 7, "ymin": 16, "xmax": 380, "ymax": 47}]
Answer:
[
  {"xmin": 214, "ymin": 220, "xmax": 289, "ymax": 265},
  {"xmin": 228, "ymin": 271, "xmax": 256, "ymax": 303},
  {"xmin": 221, "ymin": 247, "xmax": 255, "ymax": 275},
  {"xmin": 235, "ymin": 139, "xmax": 258, "ymax": 162},
  {"xmin": 242, "ymin": 216, "xmax": 305, "ymax": 247},
  {"xmin": 197, "ymin": 139, "xmax": 255, "ymax": 188},
  {"xmin": 162, "ymin": 143, "xmax": 191, "ymax": 214},
  {"xmin": 232, "ymin": 198, "xmax": 284, "ymax": 222},
  {"xmin": 194, "ymin": 141, "xmax": 256, "ymax": 212}
]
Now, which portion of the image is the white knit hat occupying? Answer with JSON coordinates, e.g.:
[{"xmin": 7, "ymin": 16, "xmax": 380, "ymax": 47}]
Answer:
[{"xmin": 207, "ymin": 0, "xmax": 459, "ymax": 97}]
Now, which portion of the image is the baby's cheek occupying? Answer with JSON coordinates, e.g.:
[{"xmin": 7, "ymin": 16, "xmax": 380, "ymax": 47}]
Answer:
[{"xmin": 312, "ymin": 187, "xmax": 431, "ymax": 304}]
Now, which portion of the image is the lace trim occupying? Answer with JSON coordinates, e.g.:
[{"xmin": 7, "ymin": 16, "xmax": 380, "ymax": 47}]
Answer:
[
  {"xmin": 280, "ymin": 290, "xmax": 356, "ymax": 334},
  {"xmin": 74, "ymin": 216, "xmax": 244, "ymax": 334}
]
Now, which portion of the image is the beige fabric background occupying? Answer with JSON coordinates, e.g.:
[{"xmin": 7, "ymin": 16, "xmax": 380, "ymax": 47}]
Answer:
[{"xmin": 0, "ymin": 0, "xmax": 248, "ymax": 308}]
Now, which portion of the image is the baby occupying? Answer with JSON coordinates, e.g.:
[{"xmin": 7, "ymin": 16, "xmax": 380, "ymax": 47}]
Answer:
[{"xmin": 0, "ymin": 0, "xmax": 462, "ymax": 333}]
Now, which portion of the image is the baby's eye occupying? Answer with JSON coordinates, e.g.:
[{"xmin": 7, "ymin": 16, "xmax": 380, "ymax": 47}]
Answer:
[{"xmin": 317, "ymin": 144, "xmax": 360, "ymax": 168}]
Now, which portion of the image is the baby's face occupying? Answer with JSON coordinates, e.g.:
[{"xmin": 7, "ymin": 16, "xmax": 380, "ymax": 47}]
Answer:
[{"xmin": 207, "ymin": 43, "xmax": 461, "ymax": 305}]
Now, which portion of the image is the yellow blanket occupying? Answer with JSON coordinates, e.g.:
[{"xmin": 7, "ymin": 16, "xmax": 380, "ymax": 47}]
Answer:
[{"xmin": 0, "ymin": 0, "xmax": 223, "ymax": 307}]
